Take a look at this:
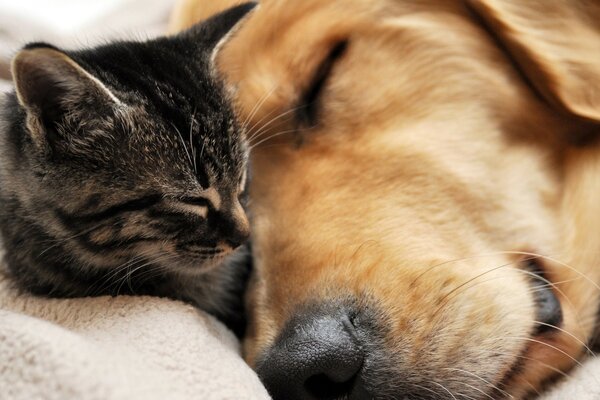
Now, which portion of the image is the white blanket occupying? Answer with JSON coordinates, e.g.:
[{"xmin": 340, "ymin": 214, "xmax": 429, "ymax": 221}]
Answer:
[
  {"xmin": 0, "ymin": 263, "xmax": 269, "ymax": 400},
  {"xmin": 0, "ymin": 256, "xmax": 597, "ymax": 400}
]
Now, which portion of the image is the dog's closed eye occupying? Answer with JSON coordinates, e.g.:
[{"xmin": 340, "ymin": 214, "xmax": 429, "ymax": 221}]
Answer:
[{"xmin": 296, "ymin": 40, "xmax": 348, "ymax": 127}]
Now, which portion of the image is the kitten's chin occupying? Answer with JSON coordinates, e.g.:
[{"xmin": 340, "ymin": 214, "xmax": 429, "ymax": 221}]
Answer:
[{"xmin": 165, "ymin": 248, "xmax": 234, "ymax": 276}]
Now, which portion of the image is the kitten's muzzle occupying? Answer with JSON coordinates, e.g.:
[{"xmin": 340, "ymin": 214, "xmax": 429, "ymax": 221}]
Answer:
[{"xmin": 220, "ymin": 209, "xmax": 250, "ymax": 249}]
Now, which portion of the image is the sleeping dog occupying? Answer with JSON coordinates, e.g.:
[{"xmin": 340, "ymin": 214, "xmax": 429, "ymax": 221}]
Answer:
[{"xmin": 172, "ymin": 0, "xmax": 600, "ymax": 398}]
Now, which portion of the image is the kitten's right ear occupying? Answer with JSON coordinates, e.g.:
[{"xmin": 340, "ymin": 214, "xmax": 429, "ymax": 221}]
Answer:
[
  {"xmin": 11, "ymin": 44, "xmax": 121, "ymax": 147},
  {"xmin": 183, "ymin": 2, "xmax": 257, "ymax": 48}
]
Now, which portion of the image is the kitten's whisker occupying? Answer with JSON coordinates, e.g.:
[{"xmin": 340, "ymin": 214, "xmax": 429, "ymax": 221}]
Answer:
[
  {"xmin": 116, "ymin": 254, "xmax": 177, "ymax": 296},
  {"xmin": 243, "ymin": 85, "xmax": 278, "ymax": 134},
  {"xmin": 171, "ymin": 122, "xmax": 194, "ymax": 172},
  {"xmin": 458, "ymin": 382, "xmax": 491, "ymax": 400},
  {"xmin": 247, "ymin": 107, "xmax": 292, "ymax": 141},
  {"xmin": 87, "ymin": 247, "xmax": 159, "ymax": 295},
  {"xmin": 39, "ymin": 222, "xmax": 108, "ymax": 256},
  {"xmin": 136, "ymin": 263, "xmax": 170, "ymax": 287},
  {"xmin": 250, "ymin": 128, "xmax": 300, "ymax": 149},
  {"xmin": 87, "ymin": 255, "xmax": 148, "ymax": 296},
  {"xmin": 248, "ymin": 105, "xmax": 305, "ymax": 144},
  {"xmin": 431, "ymin": 381, "xmax": 458, "ymax": 400},
  {"xmin": 411, "ymin": 383, "xmax": 443, "ymax": 398},
  {"xmin": 189, "ymin": 108, "xmax": 197, "ymax": 174}
]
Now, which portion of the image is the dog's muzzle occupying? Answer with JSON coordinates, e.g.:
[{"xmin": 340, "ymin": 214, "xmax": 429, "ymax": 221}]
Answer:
[{"xmin": 256, "ymin": 305, "xmax": 371, "ymax": 400}]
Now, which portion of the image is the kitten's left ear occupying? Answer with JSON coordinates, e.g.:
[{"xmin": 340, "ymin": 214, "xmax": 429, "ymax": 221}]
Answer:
[
  {"xmin": 11, "ymin": 44, "xmax": 121, "ymax": 146},
  {"xmin": 182, "ymin": 2, "xmax": 257, "ymax": 48}
]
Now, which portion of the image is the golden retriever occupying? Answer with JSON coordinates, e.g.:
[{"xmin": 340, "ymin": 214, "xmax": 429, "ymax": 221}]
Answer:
[{"xmin": 171, "ymin": 0, "xmax": 600, "ymax": 398}]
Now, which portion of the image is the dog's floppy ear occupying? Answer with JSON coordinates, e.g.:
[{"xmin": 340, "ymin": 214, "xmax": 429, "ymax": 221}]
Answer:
[{"xmin": 467, "ymin": 0, "xmax": 600, "ymax": 122}]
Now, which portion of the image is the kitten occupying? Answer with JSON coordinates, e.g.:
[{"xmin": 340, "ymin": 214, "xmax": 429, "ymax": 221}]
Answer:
[{"xmin": 0, "ymin": 3, "xmax": 255, "ymax": 331}]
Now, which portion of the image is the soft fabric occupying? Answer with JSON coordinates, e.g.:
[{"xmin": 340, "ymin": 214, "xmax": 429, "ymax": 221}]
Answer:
[
  {"xmin": 0, "ymin": 259, "xmax": 269, "ymax": 400},
  {"xmin": 540, "ymin": 357, "xmax": 600, "ymax": 400},
  {"xmin": 0, "ymin": 0, "xmax": 175, "ymax": 95}
]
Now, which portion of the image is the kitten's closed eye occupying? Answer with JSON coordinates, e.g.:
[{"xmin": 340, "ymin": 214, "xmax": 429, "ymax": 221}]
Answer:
[{"xmin": 180, "ymin": 197, "xmax": 212, "ymax": 209}]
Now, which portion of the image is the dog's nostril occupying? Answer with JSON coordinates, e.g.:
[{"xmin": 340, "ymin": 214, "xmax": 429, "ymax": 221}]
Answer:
[
  {"xmin": 305, "ymin": 373, "xmax": 355, "ymax": 399},
  {"xmin": 256, "ymin": 306, "xmax": 368, "ymax": 400}
]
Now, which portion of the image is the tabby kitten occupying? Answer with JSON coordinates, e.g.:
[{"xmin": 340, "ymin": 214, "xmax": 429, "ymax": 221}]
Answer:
[{"xmin": 0, "ymin": 3, "xmax": 255, "ymax": 329}]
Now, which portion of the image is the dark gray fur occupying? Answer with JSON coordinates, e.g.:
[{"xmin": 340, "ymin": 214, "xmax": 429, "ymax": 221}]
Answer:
[{"xmin": 0, "ymin": 3, "xmax": 256, "ymax": 332}]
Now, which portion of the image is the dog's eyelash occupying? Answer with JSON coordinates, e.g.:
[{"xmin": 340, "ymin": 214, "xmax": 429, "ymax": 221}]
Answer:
[{"xmin": 297, "ymin": 39, "xmax": 349, "ymax": 127}]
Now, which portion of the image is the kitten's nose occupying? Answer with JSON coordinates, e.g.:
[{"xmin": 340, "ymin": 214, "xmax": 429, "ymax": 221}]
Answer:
[
  {"xmin": 221, "ymin": 202, "xmax": 250, "ymax": 248},
  {"xmin": 256, "ymin": 306, "xmax": 370, "ymax": 400}
]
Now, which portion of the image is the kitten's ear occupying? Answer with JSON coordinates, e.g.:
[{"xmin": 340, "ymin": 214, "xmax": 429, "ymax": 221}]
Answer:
[
  {"xmin": 11, "ymin": 44, "xmax": 121, "ymax": 146},
  {"xmin": 183, "ymin": 2, "xmax": 257, "ymax": 48}
]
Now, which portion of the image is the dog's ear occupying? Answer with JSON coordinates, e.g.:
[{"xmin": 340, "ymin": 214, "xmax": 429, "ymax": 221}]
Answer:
[{"xmin": 467, "ymin": 0, "xmax": 600, "ymax": 123}]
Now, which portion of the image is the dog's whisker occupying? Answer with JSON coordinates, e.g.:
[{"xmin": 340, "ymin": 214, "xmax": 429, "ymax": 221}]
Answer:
[
  {"xmin": 459, "ymin": 382, "xmax": 494, "ymax": 400},
  {"xmin": 410, "ymin": 254, "xmax": 540, "ymax": 288},
  {"xmin": 531, "ymin": 321, "xmax": 596, "ymax": 357},
  {"xmin": 505, "ymin": 336, "xmax": 584, "ymax": 368},
  {"xmin": 478, "ymin": 349, "xmax": 572, "ymax": 381},
  {"xmin": 511, "ymin": 267, "xmax": 590, "ymax": 336},
  {"xmin": 431, "ymin": 262, "xmax": 517, "ymax": 320},
  {"xmin": 442, "ymin": 367, "xmax": 514, "ymax": 399},
  {"xmin": 500, "ymin": 251, "xmax": 600, "ymax": 293}
]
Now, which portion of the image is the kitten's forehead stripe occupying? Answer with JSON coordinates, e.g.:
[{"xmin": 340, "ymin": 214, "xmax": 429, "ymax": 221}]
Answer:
[{"xmin": 70, "ymin": 35, "xmax": 245, "ymax": 185}]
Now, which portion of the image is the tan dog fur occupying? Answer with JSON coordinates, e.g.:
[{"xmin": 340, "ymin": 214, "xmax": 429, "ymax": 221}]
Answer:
[{"xmin": 171, "ymin": 1, "xmax": 600, "ymax": 398}]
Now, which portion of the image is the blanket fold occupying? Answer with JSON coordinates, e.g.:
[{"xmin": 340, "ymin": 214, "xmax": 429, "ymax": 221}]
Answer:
[{"xmin": 0, "ymin": 267, "xmax": 270, "ymax": 400}]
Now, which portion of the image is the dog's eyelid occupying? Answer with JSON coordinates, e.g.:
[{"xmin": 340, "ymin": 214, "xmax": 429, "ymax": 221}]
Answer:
[{"xmin": 296, "ymin": 39, "xmax": 349, "ymax": 127}]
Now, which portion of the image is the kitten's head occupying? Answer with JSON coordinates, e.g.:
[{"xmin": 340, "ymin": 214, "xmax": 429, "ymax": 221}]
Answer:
[{"xmin": 8, "ymin": 3, "xmax": 255, "ymax": 274}]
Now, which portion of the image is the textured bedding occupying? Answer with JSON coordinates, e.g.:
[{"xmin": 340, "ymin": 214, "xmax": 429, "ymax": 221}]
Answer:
[{"xmin": 0, "ymin": 260, "xmax": 269, "ymax": 400}]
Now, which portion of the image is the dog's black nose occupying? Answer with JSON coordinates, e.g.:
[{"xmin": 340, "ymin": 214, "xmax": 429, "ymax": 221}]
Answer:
[{"xmin": 256, "ymin": 307, "xmax": 369, "ymax": 400}]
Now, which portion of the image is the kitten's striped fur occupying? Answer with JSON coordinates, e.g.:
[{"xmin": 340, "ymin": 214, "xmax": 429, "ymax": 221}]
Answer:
[{"xmin": 0, "ymin": 3, "xmax": 255, "ymax": 332}]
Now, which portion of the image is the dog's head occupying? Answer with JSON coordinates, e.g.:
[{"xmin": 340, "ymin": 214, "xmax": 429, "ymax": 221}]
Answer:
[{"xmin": 211, "ymin": 0, "xmax": 600, "ymax": 398}]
